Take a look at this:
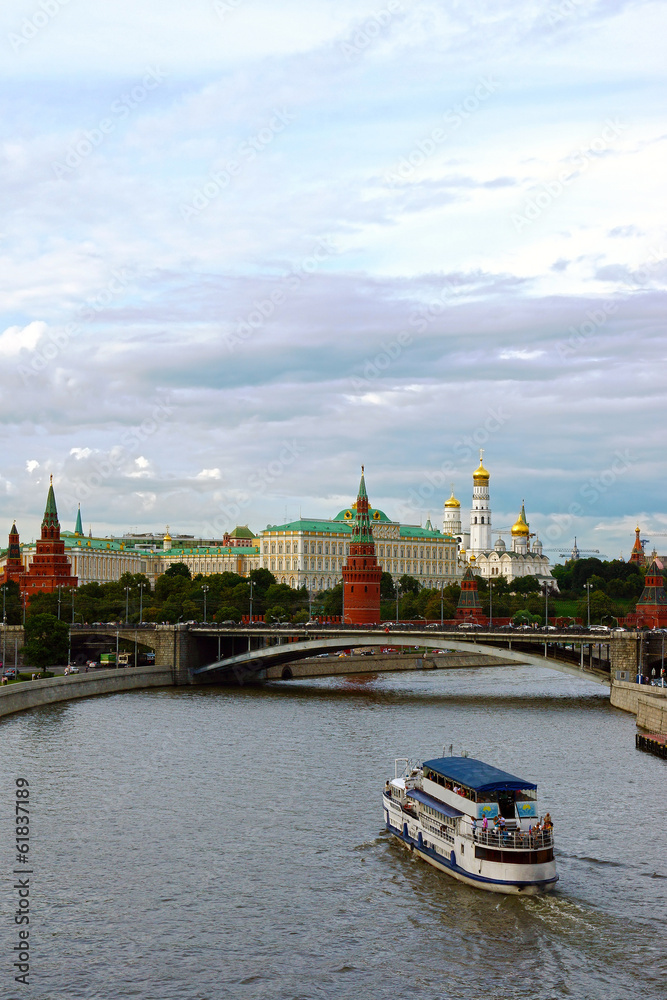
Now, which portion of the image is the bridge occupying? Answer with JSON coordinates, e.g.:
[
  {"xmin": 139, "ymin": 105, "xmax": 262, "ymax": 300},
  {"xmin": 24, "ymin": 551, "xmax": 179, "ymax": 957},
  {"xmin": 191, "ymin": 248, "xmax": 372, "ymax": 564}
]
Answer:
[{"xmin": 68, "ymin": 623, "xmax": 646, "ymax": 686}]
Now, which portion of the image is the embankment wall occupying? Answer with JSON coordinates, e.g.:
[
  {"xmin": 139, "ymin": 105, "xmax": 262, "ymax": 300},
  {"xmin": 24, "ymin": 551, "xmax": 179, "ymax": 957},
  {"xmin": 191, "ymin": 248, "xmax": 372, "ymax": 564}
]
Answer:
[
  {"xmin": 0, "ymin": 666, "xmax": 174, "ymax": 721},
  {"xmin": 264, "ymin": 651, "xmax": 514, "ymax": 680}
]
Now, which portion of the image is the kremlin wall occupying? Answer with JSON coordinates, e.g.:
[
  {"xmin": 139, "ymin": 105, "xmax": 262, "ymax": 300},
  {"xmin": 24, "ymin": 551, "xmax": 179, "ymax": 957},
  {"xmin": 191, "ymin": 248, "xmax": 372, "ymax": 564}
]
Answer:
[{"xmin": 0, "ymin": 452, "xmax": 619, "ymax": 603}]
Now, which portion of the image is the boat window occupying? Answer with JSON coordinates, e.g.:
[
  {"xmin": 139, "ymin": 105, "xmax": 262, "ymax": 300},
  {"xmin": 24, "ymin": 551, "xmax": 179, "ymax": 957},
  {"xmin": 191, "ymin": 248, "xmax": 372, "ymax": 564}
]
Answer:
[{"xmin": 515, "ymin": 789, "xmax": 537, "ymax": 802}]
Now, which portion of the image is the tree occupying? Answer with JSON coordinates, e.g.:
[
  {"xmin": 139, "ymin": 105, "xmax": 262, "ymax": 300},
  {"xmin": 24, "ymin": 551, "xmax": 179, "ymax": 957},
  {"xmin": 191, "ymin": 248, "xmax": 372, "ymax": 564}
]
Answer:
[
  {"xmin": 23, "ymin": 613, "xmax": 69, "ymax": 668},
  {"xmin": 163, "ymin": 562, "xmax": 192, "ymax": 579},
  {"xmin": 380, "ymin": 572, "xmax": 395, "ymax": 599},
  {"xmin": 398, "ymin": 574, "xmax": 420, "ymax": 595},
  {"xmin": 1, "ymin": 580, "xmax": 23, "ymax": 624},
  {"xmin": 322, "ymin": 584, "xmax": 343, "ymax": 616}
]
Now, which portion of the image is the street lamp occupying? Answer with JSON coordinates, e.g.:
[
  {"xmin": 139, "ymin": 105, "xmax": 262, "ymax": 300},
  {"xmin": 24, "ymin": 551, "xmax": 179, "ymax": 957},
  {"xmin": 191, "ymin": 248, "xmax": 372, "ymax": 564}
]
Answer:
[
  {"xmin": 138, "ymin": 583, "xmax": 146, "ymax": 623},
  {"xmin": 584, "ymin": 582, "xmax": 593, "ymax": 629},
  {"xmin": 489, "ymin": 581, "xmax": 494, "ymax": 629},
  {"xmin": 543, "ymin": 582, "xmax": 549, "ymax": 627},
  {"xmin": 124, "ymin": 586, "xmax": 131, "ymax": 624},
  {"xmin": 1, "ymin": 584, "xmax": 7, "ymax": 671},
  {"xmin": 395, "ymin": 585, "xmax": 401, "ymax": 623},
  {"xmin": 249, "ymin": 579, "xmax": 254, "ymax": 623},
  {"xmin": 202, "ymin": 584, "xmax": 209, "ymax": 623},
  {"xmin": 57, "ymin": 585, "xmax": 62, "ymax": 620},
  {"xmin": 440, "ymin": 584, "xmax": 444, "ymax": 627}
]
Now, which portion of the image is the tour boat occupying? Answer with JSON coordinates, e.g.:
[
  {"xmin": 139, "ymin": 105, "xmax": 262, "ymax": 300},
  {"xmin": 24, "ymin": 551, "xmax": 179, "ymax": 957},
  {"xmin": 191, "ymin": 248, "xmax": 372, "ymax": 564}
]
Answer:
[{"xmin": 383, "ymin": 754, "xmax": 558, "ymax": 894}]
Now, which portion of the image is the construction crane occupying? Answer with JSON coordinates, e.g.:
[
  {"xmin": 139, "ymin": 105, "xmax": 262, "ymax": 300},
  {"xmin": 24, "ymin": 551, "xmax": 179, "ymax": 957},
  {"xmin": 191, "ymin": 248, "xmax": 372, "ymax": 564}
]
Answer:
[{"xmin": 540, "ymin": 538, "xmax": 606, "ymax": 561}]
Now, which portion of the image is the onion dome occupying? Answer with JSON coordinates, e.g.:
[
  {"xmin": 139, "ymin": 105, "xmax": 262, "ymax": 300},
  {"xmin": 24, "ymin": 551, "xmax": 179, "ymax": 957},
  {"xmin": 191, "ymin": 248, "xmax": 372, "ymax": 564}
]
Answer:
[
  {"xmin": 164, "ymin": 525, "xmax": 172, "ymax": 542},
  {"xmin": 511, "ymin": 503, "xmax": 530, "ymax": 537},
  {"xmin": 473, "ymin": 451, "xmax": 490, "ymax": 484},
  {"xmin": 445, "ymin": 489, "xmax": 460, "ymax": 509}
]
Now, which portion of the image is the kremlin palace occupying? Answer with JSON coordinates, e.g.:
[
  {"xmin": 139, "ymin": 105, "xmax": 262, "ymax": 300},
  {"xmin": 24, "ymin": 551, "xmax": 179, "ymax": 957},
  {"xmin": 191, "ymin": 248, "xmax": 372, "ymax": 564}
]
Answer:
[{"xmin": 1, "ymin": 455, "xmax": 556, "ymax": 596}]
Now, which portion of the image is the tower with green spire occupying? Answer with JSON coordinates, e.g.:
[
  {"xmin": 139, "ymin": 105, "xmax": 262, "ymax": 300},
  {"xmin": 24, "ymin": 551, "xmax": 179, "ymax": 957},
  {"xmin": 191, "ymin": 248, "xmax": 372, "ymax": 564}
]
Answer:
[
  {"xmin": 341, "ymin": 466, "xmax": 382, "ymax": 624},
  {"xmin": 74, "ymin": 504, "xmax": 83, "ymax": 537},
  {"xmin": 23, "ymin": 476, "xmax": 78, "ymax": 601}
]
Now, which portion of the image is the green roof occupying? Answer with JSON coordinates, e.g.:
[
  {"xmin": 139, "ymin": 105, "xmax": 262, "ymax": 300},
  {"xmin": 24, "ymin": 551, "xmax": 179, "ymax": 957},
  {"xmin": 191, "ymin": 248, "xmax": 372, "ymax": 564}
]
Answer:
[
  {"xmin": 332, "ymin": 506, "xmax": 391, "ymax": 523},
  {"xmin": 265, "ymin": 519, "xmax": 353, "ymax": 534},
  {"xmin": 229, "ymin": 526, "xmax": 256, "ymax": 539}
]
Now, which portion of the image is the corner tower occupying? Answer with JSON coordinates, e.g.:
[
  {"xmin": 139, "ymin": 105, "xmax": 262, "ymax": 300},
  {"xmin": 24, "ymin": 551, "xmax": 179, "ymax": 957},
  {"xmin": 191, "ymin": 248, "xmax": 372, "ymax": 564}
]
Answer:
[
  {"xmin": 341, "ymin": 467, "xmax": 382, "ymax": 624},
  {"xmin": 23, "ymin": 476, "xmax": 78, "ymax": 599},
  {"xmin": 469, "ymin": 450, "xmax": 492, "ymax": 556}
]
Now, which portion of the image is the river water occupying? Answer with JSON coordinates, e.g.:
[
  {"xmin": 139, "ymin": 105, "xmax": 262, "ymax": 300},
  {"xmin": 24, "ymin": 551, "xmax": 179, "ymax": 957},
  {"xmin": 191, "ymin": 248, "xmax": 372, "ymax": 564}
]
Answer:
[{"xmin": 1, "ymin": 665, "xmax": 665, "ymax": 1000}]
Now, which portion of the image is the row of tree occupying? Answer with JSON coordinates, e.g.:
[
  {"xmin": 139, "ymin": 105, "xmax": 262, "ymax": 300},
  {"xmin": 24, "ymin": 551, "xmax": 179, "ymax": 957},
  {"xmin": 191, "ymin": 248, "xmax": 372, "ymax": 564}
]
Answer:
[{"xmin": 3, "ymin": 557, "xmax": 658, "ymax": 633}]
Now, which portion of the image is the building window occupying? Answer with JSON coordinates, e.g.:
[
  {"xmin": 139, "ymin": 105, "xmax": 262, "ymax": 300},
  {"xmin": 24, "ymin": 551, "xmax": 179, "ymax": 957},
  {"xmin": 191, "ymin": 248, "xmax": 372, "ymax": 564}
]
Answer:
[
  {"xmin": 278, "ymin": 543, "xmax": 283, "ymax": 553},
  {"xmin": 317, "ymin": 543, "xmax": 322, "ymax": 554},
  {"xmin": 271, "ymin": 543, "xmax": 276, "ymax": 554}
]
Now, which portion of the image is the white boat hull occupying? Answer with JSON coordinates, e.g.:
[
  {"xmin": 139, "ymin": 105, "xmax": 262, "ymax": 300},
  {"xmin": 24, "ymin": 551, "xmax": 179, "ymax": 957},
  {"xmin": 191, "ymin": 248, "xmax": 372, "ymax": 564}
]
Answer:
[{"xmin": 385, "ymin": 807, "xmax": 558, "ymax": 895}]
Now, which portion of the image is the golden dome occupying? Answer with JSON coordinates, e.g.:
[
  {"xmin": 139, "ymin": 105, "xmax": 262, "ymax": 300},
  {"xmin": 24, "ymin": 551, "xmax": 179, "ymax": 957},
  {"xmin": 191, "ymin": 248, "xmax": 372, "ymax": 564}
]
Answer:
[
  {"xmin": 473, "ymin": 450, "xmax": 489, "ymax": 483},
  {"xmin": 445, "ymin": 490, "xmax": 460, "ymax": 509},
  {"xmin": 164, "ymin": 525, "xmax": 172, "ymax": 541},
  {"xmin": 511, "ymin": 504, "xmax": 530, "ymax": 537}
]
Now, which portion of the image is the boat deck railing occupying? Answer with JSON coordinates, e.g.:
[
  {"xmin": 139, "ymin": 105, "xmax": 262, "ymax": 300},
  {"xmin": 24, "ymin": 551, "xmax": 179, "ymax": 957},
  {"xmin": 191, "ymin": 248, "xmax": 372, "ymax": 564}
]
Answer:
[{"xmin": 472, "ymin": 828, "xmax": 553, "ymax": 850}]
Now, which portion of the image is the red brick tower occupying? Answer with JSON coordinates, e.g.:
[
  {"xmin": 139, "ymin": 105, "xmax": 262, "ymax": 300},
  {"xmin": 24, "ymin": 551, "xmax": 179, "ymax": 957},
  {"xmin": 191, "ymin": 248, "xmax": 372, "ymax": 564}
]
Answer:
[
  {"xmin": 23, "ymin": 477, "xmax": 78, "ymax": 599},
  {"xmin": 629, "ymin": 525, "xmax": 645, "ymax": 565},
  {"xmin": 455, "ymin": 565, "xmax": 487, "ymax": 623},
  {"xmin": 1, "ymin": 521, "xmax": 25, "ymax": 590},
  {"xmin": 626, "ymin": 555, "xmax": 667, "ymax": 628},
  {"xmin": 342, "ymin": 467, "xmax": 382, "ymax": 625}
]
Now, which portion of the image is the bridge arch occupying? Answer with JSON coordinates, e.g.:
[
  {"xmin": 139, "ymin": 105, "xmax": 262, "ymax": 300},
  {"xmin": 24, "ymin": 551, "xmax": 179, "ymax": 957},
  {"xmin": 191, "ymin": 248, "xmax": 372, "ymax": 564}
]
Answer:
[{"xmin": 192, "ymin": 634, "xmax": 610, "ymax": 686}]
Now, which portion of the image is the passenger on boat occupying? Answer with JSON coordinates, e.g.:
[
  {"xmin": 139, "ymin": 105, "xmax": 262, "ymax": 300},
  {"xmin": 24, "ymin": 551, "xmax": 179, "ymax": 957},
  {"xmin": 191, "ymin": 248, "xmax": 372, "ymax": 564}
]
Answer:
[{"xmin": 471, "ymin": 818, "xmax": 477, "ymax": 838}]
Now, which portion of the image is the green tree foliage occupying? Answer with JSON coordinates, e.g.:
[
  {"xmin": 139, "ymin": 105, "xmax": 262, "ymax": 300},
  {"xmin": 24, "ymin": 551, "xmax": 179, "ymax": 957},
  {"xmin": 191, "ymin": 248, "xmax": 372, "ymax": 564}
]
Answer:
[
  {"xmin": 322, "ymin": 584, "xmax": 343, "ymax": 616},
  {"xmin": 23, "ymin": 613, "xmax": 69, "ymax": 668},
  {"xmin": 1, "ymin": 580, "xmax": 24, "ymax": 624},
  {"xmin": 398, "ymin": 574, "xmax": 420, "ymax": 595},
  {"xmin": 163, "ymin": 562, "xmax": 192, "ymax": 579},
  {"xmin": 380, "ymin": 572, "xmax": 395, "ymax": 599}
]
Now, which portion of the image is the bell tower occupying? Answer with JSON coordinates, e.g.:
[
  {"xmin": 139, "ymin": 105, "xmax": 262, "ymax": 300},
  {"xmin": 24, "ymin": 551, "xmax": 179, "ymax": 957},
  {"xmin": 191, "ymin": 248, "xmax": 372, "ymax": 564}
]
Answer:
[
  {"xmin": 341, "ymin": 467, "xmax": 382, "ymax": 625},
  {"xmin": 469, "ymin": 450, "xmax": 492, "ymax": 556}
]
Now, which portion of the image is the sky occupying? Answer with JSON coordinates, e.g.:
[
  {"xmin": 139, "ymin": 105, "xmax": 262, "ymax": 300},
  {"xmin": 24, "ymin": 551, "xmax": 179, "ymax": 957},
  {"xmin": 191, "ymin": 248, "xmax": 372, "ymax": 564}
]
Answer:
[{"xmin": 1, "ymin": 0, "xmax": 666, "ymax": 560}]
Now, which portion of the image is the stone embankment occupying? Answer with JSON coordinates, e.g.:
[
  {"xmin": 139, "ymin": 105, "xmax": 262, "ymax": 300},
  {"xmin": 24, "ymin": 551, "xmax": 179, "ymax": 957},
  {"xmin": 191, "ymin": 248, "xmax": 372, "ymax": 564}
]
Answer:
[
  {"xmin": 611, "ymin": 678, "xmax": 667, "ymax": 735},
  {"xmin": 263, "ymin": 650, "xmax": 514, "ymax": 680},
  {"xmin": 0, "ymin": 665, "xmax": 175, "ymax": 721}
]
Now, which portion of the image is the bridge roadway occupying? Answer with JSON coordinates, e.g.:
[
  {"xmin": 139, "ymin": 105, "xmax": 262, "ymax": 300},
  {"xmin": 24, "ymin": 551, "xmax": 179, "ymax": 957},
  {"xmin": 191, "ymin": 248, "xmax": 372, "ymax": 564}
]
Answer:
[{"xmin": 69, "ymin": 623, "xmax": 639, "ymax": 685}]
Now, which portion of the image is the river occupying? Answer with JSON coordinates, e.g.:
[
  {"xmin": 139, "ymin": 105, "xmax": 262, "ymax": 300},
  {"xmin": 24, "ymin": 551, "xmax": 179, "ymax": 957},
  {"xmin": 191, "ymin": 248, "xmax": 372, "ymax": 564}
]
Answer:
[{"xmin": 1, "ymin": 664, "xmax": 665, "ymax": 1000}]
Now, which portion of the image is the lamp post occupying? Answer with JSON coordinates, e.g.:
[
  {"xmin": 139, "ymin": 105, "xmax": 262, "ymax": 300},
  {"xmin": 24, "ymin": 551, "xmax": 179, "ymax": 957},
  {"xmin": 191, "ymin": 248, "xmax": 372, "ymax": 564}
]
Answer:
[
  {"xmin": 489, "ymin": 581, "xmax": 494, "ymax": 629},
  {"xmin": 543, "ymin": 582, "xmax": 549, "ymax": 627},
  {"xmin": 57, "ymin": 586, "xmax": 62, "ymax": 620},
  {"xmin": 124, "ymin": 586, "xmax": 131, "ymax": 624},
  {"xmin": 138, "ymin": 583, "xmax": 146, "ymax": 624},
  {"xmin": 395, "ymin": 585, "xmax": 401, "ymax": 623},
  {"xmin": 584, "ymin": 582, "xmax": 592, "ymax": 629},
  {"xmin": 440, "ymin": 584, "xmax": 444, "ymax": 627},
  {"xmin": 202, "ymin": 585, "xmax": 209, "ymax": 623},
  {"xmin": 249, "ymin": 579, "xmax": 254, "ymax": 623},
  {"xmin": 1, "ymin": 584, "xmax": 6, "ymax": 671}
]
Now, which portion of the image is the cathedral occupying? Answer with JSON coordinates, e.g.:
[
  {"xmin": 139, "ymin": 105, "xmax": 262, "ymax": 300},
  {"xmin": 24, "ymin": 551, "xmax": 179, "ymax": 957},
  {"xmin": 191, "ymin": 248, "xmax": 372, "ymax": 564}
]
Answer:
[{"xmin": 443, "ymin": 452, "xmax": 556, "ymax": 589}]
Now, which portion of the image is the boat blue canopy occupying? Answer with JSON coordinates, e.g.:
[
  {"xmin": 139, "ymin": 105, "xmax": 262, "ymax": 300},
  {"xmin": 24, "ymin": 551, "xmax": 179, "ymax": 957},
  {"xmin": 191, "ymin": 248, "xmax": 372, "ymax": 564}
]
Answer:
[
  {"xmin": 423, "ymin": 757, "xmax": 537, "ymax": 792},
  {"xmin": 406, "ymin": 789, "xmax": 463, "ymax": 818}
]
